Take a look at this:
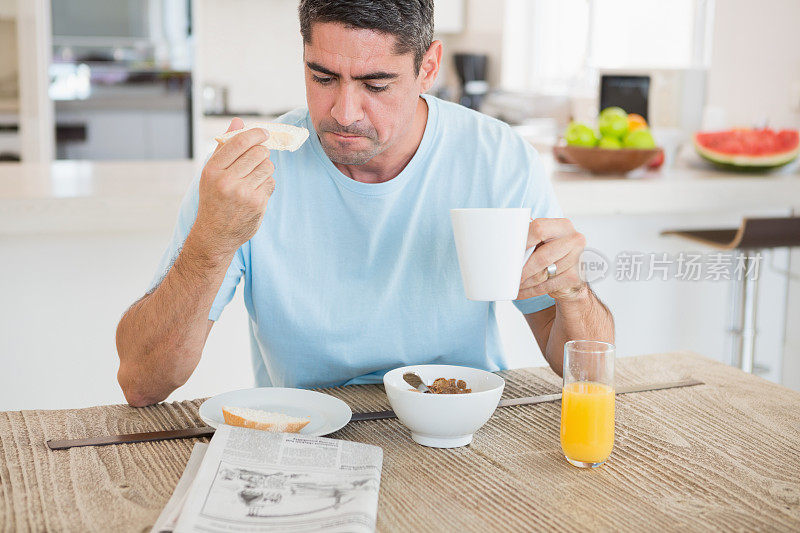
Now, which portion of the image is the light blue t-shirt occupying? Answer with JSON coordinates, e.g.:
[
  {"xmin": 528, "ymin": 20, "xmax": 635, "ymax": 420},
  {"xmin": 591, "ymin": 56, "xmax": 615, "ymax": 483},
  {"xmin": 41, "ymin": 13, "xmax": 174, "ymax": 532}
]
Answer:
[{"xmin": 152, "ymin": 94, "xmax": 563, "ymax": 389}]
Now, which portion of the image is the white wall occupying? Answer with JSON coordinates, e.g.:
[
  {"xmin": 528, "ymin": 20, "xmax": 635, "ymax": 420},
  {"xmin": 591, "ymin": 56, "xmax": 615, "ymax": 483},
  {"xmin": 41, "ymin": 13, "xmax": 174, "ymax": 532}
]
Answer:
[
  {"xmin": 706, "ymin": 0, "xmax": 800, "ymax": 128},
  {"xmin": 195, "ymin": 0, "xmax": 306, "ymax": 115}
]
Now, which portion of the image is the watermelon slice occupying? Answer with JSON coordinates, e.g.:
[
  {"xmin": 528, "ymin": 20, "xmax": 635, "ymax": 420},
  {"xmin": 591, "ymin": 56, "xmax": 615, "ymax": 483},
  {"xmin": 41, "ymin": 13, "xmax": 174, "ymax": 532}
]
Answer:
[{"xmin": 694, "ymin": 128, "xmax": 799, "ymax": 170}]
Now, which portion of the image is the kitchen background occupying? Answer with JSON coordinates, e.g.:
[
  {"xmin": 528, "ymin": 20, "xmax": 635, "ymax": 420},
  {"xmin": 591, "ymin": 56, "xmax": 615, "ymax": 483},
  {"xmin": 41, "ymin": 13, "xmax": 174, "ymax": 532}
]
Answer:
[{"xmin": 1, "ymin": 0, "xmax": 800, "ymax": 409}]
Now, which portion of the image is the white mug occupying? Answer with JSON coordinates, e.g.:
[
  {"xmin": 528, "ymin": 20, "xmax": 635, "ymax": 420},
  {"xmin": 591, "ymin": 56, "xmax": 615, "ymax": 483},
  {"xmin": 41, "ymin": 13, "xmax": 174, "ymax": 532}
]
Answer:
[{"xmin": 450, "ymin": 208, "xmax": 534, "ymax": 301}]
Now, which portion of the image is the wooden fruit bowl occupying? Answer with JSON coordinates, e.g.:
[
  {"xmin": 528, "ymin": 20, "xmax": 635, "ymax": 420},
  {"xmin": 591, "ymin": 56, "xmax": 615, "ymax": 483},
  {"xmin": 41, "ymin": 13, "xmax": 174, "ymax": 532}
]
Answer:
[{"xmin": 554, "ymin": 144, "xmax": 661, "ymax": 174}]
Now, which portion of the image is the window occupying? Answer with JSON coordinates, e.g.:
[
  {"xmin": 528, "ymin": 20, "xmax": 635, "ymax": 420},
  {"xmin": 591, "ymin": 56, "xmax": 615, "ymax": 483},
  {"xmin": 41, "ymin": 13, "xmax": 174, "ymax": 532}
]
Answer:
[{"xmin": 502, "ymin": 0, "xmax": 714, "ymax": 95}]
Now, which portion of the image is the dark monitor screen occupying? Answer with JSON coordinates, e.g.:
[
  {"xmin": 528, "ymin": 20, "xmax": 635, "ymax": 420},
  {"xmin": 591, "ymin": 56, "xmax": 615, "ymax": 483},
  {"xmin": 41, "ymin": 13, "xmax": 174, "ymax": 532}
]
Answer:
[{"xmin": 600, "ymin": 75, "xmax": 650, "ymax": 120}]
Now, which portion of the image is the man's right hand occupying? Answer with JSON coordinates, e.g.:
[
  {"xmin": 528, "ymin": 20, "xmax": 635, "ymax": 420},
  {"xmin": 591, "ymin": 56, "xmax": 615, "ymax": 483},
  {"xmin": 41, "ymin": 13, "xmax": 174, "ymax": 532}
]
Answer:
[
  {"xmin": 193, "ymin": 118, "xmax": 276, "ymax": 257},
  {"xmin": 116, "ymin": 119, "xmax": 275, "ymax": 406}
]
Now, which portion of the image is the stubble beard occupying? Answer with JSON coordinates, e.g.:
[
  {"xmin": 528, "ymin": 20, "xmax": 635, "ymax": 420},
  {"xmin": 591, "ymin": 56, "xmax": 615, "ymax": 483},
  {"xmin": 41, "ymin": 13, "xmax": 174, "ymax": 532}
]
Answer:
[{"xmin": 317, "ymin": 120, "xmax": 384, "ymax": 165}]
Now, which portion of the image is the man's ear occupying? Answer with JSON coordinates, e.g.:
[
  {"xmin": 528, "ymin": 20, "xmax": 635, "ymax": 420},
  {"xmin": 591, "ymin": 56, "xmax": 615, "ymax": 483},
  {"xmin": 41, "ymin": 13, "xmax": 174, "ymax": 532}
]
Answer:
[{"xmin": 418, "ymin": 40, "xmax": 443, "ymax": 92}]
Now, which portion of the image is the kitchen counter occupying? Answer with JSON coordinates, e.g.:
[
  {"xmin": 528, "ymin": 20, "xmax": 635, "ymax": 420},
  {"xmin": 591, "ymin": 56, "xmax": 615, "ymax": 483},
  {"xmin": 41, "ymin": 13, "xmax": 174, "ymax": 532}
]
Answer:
[
  {"xmin": 0, "ymin": 160, "xmax": 203, "ymax": 234},
  {"xmin": 546, "ymin": 155, "xmax": 800, "ymax": 215},
  {"xmin": 1, "ymin": 154, "xmax": 799, "ymax": 234}
]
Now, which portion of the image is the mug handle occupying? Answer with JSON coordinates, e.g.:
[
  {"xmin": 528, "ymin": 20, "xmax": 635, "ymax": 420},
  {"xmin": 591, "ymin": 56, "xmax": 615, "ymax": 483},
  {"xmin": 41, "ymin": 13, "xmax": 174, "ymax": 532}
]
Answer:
[
  {"xmin": 522, "ymin": 217, "xmax": 535, "ymax": 269},
  {"xmin": 522, "ymin": 246, "xmax": 535, "ymax": 270}
]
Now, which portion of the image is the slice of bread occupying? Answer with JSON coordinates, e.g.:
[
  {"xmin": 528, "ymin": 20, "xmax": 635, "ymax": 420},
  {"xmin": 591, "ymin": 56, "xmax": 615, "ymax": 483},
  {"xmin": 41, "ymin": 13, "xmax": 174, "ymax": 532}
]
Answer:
[
  {"xmin": 222, "ymin": 406, "xmax": 311, "ymax": 433},
  {"xmin": 215, "ymin": 122, "xmax": 310, "ymax": 152}
]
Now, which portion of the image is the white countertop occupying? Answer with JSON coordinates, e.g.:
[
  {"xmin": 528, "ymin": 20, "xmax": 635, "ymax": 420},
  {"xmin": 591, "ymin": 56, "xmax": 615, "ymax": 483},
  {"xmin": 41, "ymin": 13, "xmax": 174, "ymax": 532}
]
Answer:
[
  {"xmin": 1, "ymin": 154, "xmax": 799, "ymax": 235},
  {"xmin": 0, "ymin": 160, "xmax": 202, "ymax": 234},
  {"xmin": 544, "ymin": 154, "xmax": 800, "ymax": 215}
]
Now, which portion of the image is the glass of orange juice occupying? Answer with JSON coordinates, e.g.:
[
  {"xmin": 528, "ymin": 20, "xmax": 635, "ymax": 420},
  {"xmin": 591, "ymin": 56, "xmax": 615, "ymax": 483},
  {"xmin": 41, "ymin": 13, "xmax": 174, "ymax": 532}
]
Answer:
[{"xmin": 560, "ymin": 340, "xmax": 615, "ymax": 468}]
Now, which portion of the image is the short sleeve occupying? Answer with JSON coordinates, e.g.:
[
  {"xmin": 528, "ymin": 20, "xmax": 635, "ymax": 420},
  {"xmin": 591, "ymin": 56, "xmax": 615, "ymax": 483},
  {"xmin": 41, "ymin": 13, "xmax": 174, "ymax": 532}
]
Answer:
[
  {"xmin": 513, "ymin": 144, "xmax": 563, "ymax": 315},
  {"xmin": 148, "ymin": 172, "xmax": 246, "ymax": 322},
  {"xmin": 208, "ymin": 250, "xmax": 245, "ymax": 321}
]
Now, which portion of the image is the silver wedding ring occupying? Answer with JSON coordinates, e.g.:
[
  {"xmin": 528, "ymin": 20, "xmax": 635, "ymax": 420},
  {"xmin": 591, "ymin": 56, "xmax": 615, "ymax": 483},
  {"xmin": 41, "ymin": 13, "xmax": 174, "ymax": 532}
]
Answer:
[{"xmin": 546, "ymin": 263, "xmax": 557, "ymax": 279}]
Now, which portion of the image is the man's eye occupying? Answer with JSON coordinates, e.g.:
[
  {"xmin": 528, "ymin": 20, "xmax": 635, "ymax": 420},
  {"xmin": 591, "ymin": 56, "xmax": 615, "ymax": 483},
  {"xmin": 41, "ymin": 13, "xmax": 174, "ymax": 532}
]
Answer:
[
  {"xmin": 366, "ymin": 84, "xmax": 388, "ymax": 93},
  {"xmin": 313, "ymin": 75, "xmax": 333, "ymax": 85}
]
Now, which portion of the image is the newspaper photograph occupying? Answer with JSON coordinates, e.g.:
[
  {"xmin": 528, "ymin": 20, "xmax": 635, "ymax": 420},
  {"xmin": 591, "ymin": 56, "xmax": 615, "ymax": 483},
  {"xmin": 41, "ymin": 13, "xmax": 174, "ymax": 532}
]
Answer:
[{"xmin": 174, "ymin": 425, "xmax": 383, "ymax": 532}]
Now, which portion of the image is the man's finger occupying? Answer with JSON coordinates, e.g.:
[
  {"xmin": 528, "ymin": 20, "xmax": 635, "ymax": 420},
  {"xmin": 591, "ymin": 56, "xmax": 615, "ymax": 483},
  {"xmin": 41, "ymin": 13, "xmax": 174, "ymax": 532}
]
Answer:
[
  {"xmin": 526, "ymin": 218, "xmax": 574, "ymax": 249},
  {"xmin": 520, "ymin": 246, "xmax": 583, "ymax": 291},
  {"xmin": 246, "ymin": 157, "xmax": 275, "ymax": 189},
  {"xmin": 214, "ymin": 118, "xmax": 246, "ymax": 152},
  {"xmin": 209, "ymin": 127, "xmax": 269, "ymax": 169},
  {"xmin": 521, "ymin": 235, "xmax": 580, "ymax": 281},
  {"xmin": 257, "ymin": 175, "xmax": 277, "ymax": 199},
  {"xmin": 227, "ymin": 145, "xmax": 270, "ymax": 180},
  {"xmin": 227, "ymin": 117, "xmax": 245, "ymax": 132},
  {"xmin": 517, "ymin": 264, "xmax": 583, "ymax": 300}
]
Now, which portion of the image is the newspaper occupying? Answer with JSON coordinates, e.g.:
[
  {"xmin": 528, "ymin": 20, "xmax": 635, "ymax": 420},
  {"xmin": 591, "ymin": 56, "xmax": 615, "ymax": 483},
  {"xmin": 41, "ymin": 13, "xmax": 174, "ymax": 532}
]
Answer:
[
  {"xmin": 165, "ymin": 425, "xmax": 383, "ymax": 533},
  {"xmin": 151, "ymin": 443, "xmax": 209, "ymax": 533}
]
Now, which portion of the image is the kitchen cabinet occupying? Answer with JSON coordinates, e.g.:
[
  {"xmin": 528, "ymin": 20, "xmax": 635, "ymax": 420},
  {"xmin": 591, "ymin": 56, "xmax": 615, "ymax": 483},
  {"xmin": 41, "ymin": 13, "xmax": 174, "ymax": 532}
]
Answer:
[
  {"xmin": 55, "ymin": 82, "xmax": 191, "ymax": 160},
  {"xmin": 56, "ymin": 108, "xmax": 189, "ymax": 160}
]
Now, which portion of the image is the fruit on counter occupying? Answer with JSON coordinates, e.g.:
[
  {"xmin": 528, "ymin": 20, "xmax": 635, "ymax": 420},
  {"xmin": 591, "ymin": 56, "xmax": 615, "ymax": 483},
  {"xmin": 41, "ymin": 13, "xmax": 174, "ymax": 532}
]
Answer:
[
  {"xmin": 623, "ymin": 129, "xmax": 656, "ymax": 149},
  {"xmin": 647, "ymin": 148, "xmax": 665, "ymax": 169},
  {"xmin": 627, "ymin": 113, "xmax": 648, "ymax": 132},
  {"xmin": 560, "ymin": 107, "xmax": 660, "ymax": 168},
  {"xmin": 693, "ymin": 128, "xmax": 800, "ymax": 170},
  {"xmin": 565, "ymin": 122, "xmax": 599, "ymax": 147},
  {"xmin": 598, "ymin": 136, "xmax": 622, "ymax": 149},
  {"xmin": 598, "ymin": 107, "xmax": 629, "ymax": 139},
  {"xmin": 600, "ymin": 106, "xmax": 627, "ymax": 119},
  {"xmin": 558, "ymin": 107, "xmax": 661, "ymax": 173}
]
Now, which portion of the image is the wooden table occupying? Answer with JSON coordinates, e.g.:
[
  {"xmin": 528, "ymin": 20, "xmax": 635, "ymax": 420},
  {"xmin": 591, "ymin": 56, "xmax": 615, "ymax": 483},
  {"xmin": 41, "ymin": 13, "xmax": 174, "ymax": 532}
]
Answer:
[{"xmin": 2, "ymin": 351, "xmax": 799, "ymax": 531}]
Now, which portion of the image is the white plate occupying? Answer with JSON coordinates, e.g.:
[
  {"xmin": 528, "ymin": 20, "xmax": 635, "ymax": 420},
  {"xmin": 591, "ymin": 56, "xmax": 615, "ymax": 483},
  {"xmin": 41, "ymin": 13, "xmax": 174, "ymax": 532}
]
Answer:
[{"xmin": 199, "ymin": 387, "xmax": 352, "ymax": 437}]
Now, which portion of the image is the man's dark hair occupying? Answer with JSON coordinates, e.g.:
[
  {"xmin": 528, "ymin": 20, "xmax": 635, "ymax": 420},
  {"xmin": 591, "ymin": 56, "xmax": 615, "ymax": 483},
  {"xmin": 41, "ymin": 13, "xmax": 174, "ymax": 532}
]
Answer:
[{"xmin": 298, "ymin": 0, "xmax": 434, "ymax": 73}]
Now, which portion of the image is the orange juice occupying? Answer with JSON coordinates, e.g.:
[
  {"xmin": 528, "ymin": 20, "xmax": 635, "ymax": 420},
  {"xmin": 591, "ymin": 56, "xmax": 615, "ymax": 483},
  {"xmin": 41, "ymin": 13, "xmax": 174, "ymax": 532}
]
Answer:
[{"xmin": 560, "ymin": 381, "xmax": 615, "ymax": 464}]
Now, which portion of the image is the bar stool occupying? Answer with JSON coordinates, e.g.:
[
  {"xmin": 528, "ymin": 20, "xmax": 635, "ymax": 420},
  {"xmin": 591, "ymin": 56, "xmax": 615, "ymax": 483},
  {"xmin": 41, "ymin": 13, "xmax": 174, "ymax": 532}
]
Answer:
[{"xmin": 661, "ymin": 217, "xmax": 800, "ymax": 373}]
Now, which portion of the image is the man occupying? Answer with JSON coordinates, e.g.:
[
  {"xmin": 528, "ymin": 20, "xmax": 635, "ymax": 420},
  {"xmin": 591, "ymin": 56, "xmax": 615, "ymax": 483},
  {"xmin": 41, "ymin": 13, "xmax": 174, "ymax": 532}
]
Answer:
[{"xmin": 116, "ymin": 0, "xmax": 613, "ymax": 407}]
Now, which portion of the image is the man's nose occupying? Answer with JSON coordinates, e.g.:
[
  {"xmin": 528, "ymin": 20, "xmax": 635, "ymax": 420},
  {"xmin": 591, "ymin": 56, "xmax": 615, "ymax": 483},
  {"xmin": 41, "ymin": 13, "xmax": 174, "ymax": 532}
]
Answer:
[{"xmin": 330, "ymin": 84, "xmax": 364, "ymax": 128}]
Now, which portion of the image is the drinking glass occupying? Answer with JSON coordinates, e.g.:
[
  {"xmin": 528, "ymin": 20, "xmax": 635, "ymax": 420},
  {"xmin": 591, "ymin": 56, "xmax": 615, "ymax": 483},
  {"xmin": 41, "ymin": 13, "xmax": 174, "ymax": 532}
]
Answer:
[{"xmin": 560, "ymin": 340, "xmax": 615, "ymax": 468}]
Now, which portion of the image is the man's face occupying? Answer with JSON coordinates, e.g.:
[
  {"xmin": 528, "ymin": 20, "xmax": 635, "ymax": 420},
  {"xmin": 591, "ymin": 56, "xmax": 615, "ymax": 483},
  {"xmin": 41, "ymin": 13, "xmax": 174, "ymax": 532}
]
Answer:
[{"xmin": 303, "ymin": 22, "xmax": 424, "ymax": 165}]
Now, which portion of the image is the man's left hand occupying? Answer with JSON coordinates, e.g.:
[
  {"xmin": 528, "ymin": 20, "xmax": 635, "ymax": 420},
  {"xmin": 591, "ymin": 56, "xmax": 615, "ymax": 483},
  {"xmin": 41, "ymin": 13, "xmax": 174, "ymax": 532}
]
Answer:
[{"xmin": 518, "ymin": 218, "xmax": 588, "ymax": 301}]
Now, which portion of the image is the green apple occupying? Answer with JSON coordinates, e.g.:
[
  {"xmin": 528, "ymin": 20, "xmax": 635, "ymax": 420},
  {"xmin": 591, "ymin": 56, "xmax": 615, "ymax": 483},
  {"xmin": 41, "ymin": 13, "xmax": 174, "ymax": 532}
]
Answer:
[
  {"xmin": 599, "ymin": 106, "xmax": 627, "ymax": 120},
  {"xmin": 623, "ymin": 129, "xmax": 656, "ymax": 149},
  {"xmin": 598, "ymin": 136, "xmax": 622, "ymax": 149},
  {"xmin": 565, "ymin": 122, "xmax": 598, "ymax": 147},
  {"xmin": 598, "ymin": 111, "xmax": 629, "ymax": 139}
]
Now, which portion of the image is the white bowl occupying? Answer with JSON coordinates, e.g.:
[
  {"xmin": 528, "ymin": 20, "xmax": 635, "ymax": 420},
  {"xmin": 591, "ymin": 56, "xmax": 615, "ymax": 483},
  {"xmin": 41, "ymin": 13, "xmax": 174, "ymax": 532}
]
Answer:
[{"xmin": 383, "ymin": 364, "xmax": 505, "ymax": 448}]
